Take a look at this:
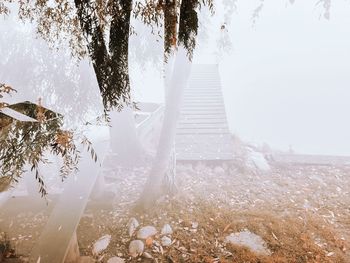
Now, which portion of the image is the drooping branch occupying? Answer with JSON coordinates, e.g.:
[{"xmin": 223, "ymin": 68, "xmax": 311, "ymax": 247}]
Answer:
[
  {"xmin": 74, "ymin": 0, "xmax": 111, "ymax": 105},
  {"xmin": 108, "ymin": 0, "xmax": 133, "ymax": 110},
  {"xmin": 73, "ymin": 0, "xmax": 134, "ymax": 110},
  {"xmin": 163, "ymin": 0, "xmax": 178, "ymax": 58},
  {"xmin": 178, "ymin": 0, "xmax": 199, "ymax": 59}
]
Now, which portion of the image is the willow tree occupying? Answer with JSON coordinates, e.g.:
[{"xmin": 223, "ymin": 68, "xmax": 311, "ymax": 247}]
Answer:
[
  {"xmin": 0, "ymin": 0, "xmax": 212, "ymax": 197},
  {"xmin": 1, "ymin": 0, "xmax": 143, "ymax": 163}
]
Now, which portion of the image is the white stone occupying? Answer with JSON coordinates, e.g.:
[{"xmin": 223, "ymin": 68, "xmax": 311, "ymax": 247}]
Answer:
[
  {"xmin": 128, "ymin": 218, "xmax": 139, "ymax": 237},
  {"xmin": 246, "ymin": 149, "xmax": 270, "ymax": 171},
  {"xmin": 161, "ymin": 224, "xmax": 173, "ymax": 235},
  {"xmin": 225, "ymin": 230, "xmax": 271, "ymax": 255},
  {"xmin": 161, "ymin": 236, "xmax": 172, "ymax": 247},
  {"xmin": 92, "ymin": 235, "xmax": 111, "ymax": 255},
  {"xmin": 137, "ymin": 226, "xmax": 157, "ymax": 239},
  {"xmin": 142, "ymin": 252, "xmax": 153, "ymax": 259},
  {"xmin": 129, "ymin": 240, "xmax": 144, "ymax": 258},
  {"xmin": 107, "ymin": 257, "xmax": 125, "ymax": 263}
]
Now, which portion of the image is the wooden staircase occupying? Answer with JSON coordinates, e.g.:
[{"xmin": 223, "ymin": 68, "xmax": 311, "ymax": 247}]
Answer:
[{"xmin": 176, "ymin": 64, "xmax": 234, "ymax": 161}]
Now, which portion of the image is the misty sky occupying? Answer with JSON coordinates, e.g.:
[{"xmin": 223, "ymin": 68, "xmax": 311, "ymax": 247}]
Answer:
[
  {"xmin": 219, "ymin": 0, "xmax": 350, "ymax": 156},
  {"xmin": 134, "ymin": 0, "xmax": 350, "ymax": 156}
]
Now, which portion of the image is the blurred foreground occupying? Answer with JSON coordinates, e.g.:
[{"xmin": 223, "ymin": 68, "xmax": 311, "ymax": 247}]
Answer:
[{"xmin": 1, "ymin": 150, "xmax": 349, "ymax": 262}]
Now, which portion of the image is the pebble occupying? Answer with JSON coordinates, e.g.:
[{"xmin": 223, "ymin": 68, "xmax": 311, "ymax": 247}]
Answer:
[
  {"xmin": 129, "ymin": 240, "xmax": 144, "ymax": 258},
  {"xmin": 161, "ymin": 236, "xmax": 172, "ymax": 247},
  {"xmin": 143, "ymin": 252, "xmax": 153, "ymax": 259},
  {"xmin": 107, "ymin": 257, "xmax": 125, "ymax": 263},
  {"xmin": 92, "ymin": 235, "xmax": 111, "ymax": 255},
  {"xmin": 161, "ymin": 224, "xmax": 173, "ymax": 235},
  {"xmin": 128, "ymin": 218, "xmax": 139, "ymax": 237},
  {"xmin": 191, "ymin": 221, "xmax": 198, "ymax": 229},
  {"xmin": 137, "ymin": 226, "xmax": 157, "ymax": 239}
]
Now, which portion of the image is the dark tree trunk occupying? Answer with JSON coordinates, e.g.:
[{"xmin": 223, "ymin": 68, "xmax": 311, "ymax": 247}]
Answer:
[
  {"xmin": 74, "ymin": 0, "xmax": 133, "ymax": 110},
  {"xmin": 74, "ymin": 0, "xmax": 142, "ymax": 163}
]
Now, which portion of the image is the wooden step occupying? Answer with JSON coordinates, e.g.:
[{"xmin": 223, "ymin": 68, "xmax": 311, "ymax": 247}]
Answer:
[{"xmin": 176, "ymin": 64, "xmax": 234, "ymax": 161}]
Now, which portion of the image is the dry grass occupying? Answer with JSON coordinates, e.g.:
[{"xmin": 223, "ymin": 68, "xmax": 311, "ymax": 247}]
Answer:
[
  {"xmin": 128, "ymin": 198, "xmax": 348, "ymax": 263},
  {"xmin": 78, "ymin": 162, "xmax": 350, "ymax": 263}
]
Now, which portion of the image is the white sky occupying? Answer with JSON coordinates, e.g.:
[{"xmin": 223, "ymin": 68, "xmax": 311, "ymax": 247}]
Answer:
[
  {"xmin": 134, "ymin": 0, "xmax": 350, "ymax": 156},
  {"xmin": 217, "ymin": 0, "xmax": 350, "ymax": 155}
]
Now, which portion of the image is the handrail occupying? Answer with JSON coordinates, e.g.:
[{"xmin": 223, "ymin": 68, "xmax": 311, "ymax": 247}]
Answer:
[
  {"xmin": 29, "ymin": 139, "xmax": 109, "ymax": 263},
  {"xmin": 136, "ymin": 104, "xmax": 164, "ymax": 141},
  {"xmin": 28, "ymin": 104, "xmax": 164, "ymax": 263}
]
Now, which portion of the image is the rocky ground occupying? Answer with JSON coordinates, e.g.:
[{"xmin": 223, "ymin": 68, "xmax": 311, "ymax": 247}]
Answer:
[{"xmin": 76, "ymin": 160, "xmax": 350, "ymax": 263}]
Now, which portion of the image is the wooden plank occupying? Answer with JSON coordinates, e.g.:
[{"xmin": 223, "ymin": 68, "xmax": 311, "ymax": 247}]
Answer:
[
  {"xmin": 178, "ymin": 119, "xmax": 227, "ymax": 124},
  {"xmin": 176, "ymin": 144, "xmax": 234, "ymax": 152},
  {"xmin": 29, "ymin": 140, "xmax": 109, "ymax": 263},
  {"xmin": 180, "ymin": 116, "xmax": 227, "ymax": 120},
  {"xmin": 177, "ymin": 131, "xmax": 230, "ymax": 135},
  {"xmin": 177, "ymin": 123, "xmax": 228, "ymax": 129},
  {"xmin": 0, "ymin": 108, "xmax": 37, "ymax": 122}
]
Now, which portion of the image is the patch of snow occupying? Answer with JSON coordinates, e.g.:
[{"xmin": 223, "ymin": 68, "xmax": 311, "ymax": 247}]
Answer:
[{"xmin": 225, "ymin": 230, "xmax": 271, "ymax": 255}]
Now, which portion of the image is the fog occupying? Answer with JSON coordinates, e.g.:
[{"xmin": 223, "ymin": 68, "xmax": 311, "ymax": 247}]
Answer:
[
  {"xmin": 132, "ymin": 1, "xmax": 350, "ymax": 156},
  {"xmin": 1, "ymin": 1, "xmax": 350, "ymax": 262}
]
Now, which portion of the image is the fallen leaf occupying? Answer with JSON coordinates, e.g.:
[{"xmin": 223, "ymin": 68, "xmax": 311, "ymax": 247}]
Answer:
[
  {"xmin": 223, "ymin": 223, "xmax": 232, "ymax": 233},
  {"xmin": 146, "ymin": 237, "xmax": 153, "ymax": 247}
]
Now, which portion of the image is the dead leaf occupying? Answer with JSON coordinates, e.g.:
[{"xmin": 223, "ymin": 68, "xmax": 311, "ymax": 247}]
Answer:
[
  {"xmin": 146, "ymin": 237, "xmax": 153, "ymax": 247},
  {"xmin": 223, "ymin": 223, "xmax": 232, "ymax": 233}
]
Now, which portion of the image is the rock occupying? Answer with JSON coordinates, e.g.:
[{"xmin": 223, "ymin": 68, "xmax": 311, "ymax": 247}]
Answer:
[
  {"xmin": 107, "ymin": 256, "xmax": 125, "ymax": 263},
  {"xmin": 129, "ymin": 240, "xmax": 144, "ymax": 258},
  {"xmin": 214, "ymin": 166, "xmax": 225, "ymax": 175},
  {"xmin": 92, "ymin": 234, "xmax": 111, "ymax": 255},
  {"xmin": 128, "ymin": 218, "xmax": 139, "ymax": 237},
  {"xmin": 142, "ymin": 252, "xmax": 153, "ymax": 259},
  {"xmin": 246, "ymin": 149, "xmax": 270, "ymax": 171},
  {"xmin": 191, "ymin": 222, "xmax": 198, "ymax": 229},
  {"xmin": 225, "ymin": 230, "xmax": 271, "ymax": 255},
  {"xmin": 161, "ymin": 236, "xmax": 172, "ymax": 247},
  {"xmin": 161, "ymin": 224, "xmax": 173, "ymax": 235},
  {"xmin": 137, "ymin": 226, "xmax": 157, "ymax": 239}
]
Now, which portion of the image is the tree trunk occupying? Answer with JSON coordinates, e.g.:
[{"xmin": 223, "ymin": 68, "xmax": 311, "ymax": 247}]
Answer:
[
  {"xmin": 137, "ymin": 46, "xmax": 192, "ymax": 209},
  {"xmin": 109, "ymin": 107, "xmax": 143, "ymax": 165},
  {"xmin": 74, "ymin": 0, "xmax": 142, "ymax": 164},
  {"xmin": 74, "ymin": 0, "xmax": 133, "ymax": 109}
]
